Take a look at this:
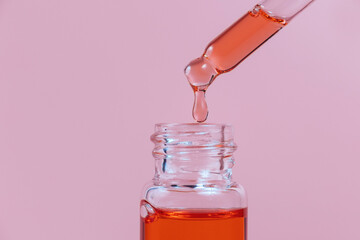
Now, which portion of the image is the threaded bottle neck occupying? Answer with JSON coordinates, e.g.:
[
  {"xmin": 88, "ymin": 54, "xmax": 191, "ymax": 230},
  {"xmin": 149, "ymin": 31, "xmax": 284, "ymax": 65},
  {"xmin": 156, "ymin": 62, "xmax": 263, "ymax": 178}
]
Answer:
[{"xmin": 151, "ymin": 123, "xmax": 237, "ymax": 186}]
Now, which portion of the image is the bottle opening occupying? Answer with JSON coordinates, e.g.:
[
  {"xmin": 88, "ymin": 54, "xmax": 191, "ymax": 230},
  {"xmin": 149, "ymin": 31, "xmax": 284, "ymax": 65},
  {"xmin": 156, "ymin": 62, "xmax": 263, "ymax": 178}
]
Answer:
[
  {"xmin": 151, "ymin": 123, "xmax": 236, "ymax": 151},
  {"xmin": 151, "ymin": 123, "xmax": 237, "ymax": 184}
]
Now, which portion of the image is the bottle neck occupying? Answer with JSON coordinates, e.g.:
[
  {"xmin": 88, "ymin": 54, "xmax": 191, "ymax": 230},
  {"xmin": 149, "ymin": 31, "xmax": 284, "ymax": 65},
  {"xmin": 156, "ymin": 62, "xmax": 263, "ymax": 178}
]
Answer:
[{"xmin": 151, "ymin": 123, "xmax": 237, "ymax": 186}]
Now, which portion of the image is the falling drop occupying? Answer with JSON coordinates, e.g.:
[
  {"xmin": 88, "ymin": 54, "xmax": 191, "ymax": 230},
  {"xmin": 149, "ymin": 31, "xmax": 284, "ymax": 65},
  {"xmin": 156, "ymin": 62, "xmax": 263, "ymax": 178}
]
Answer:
[
  {"xmin": 185, "ymin": 56, "xmax": 218, "ymax": 122},
  {"xmin": 192, "ymin": 90, "xmax": 208, "ymax": 122}
]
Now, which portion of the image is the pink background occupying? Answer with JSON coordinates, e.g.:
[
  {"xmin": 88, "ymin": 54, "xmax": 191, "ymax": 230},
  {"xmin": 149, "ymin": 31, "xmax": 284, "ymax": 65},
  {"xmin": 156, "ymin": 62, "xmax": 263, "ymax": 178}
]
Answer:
[{"xmin": 0, "ymin": 0, "xmax": 359, "ymax": 239}]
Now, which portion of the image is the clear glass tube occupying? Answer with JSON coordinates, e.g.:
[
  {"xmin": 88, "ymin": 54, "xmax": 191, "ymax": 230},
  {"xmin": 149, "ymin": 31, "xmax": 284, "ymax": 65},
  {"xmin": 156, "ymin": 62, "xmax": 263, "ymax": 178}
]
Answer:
[
  {"xmin": 140, "ymin": 123, "xmax": 247, "ymax": 240},
  {"xmin": 260, "ymin": 0, "xmax": 315, "ymax": 21}
]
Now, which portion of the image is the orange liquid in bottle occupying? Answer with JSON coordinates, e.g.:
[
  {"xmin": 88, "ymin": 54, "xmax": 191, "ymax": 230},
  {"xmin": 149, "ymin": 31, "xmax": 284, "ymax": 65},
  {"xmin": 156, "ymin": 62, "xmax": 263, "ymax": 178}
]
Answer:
[
  {"xmin": 185, "ymin": 5, "xmax": 287, "ymax": 122},
  {"xmin": 141, "ymin": 201, "xmax": 247, "ymax": 240}
]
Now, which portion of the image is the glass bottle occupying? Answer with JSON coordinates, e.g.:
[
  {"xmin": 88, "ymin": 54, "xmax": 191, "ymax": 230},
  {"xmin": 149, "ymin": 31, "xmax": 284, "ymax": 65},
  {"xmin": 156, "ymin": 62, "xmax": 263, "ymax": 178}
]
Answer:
[{"xmin": 140, "ymin": 123, "xmax": 247, "ymax": 240}]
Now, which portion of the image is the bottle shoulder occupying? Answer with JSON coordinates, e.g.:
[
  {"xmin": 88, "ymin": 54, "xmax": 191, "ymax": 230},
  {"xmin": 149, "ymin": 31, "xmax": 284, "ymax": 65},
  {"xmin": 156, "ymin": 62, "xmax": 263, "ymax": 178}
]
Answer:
[{"xmin": 141, "ymin": 181, "xmax": 247, "ymax": 210}]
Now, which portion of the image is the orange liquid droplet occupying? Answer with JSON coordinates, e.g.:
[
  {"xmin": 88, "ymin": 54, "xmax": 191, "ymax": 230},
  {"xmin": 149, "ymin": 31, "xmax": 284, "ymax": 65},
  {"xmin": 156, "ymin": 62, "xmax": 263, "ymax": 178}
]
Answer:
[
  {"xmin": 185, "ymin": 57, "xmax": 218, "ymax": 122},
  {"xmin": 192, "ymin": 90, "xmax": 208, "ymax": 123}
]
